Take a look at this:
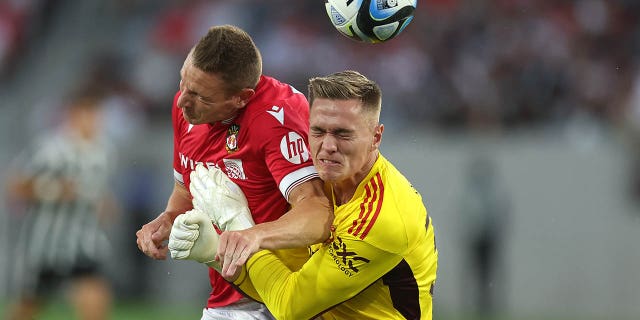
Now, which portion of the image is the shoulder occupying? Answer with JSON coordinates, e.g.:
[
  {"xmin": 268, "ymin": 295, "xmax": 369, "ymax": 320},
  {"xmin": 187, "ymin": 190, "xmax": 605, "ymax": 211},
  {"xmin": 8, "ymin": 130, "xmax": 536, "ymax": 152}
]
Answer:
[
  {"xmin": 378, "ymin": 156, "xmax": 426, "ymax": 217},
  {"xmin": 241, "ymin": 76, "xmax": 310, "ymax": 134},
  {"xmin": 346, "ymin": 156, "xmax": 426, "ymax": 252},
  {"xmin": 245, "ymin": 76, "xmax": 308, "ymax": 118}
]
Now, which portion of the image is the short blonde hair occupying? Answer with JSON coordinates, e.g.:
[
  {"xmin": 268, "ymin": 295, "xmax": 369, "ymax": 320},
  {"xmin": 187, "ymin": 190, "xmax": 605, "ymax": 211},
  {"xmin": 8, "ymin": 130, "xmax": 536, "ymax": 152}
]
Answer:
[{"xmin": 308, "ymin": 70, "xmax": 382, "ymax": 120}]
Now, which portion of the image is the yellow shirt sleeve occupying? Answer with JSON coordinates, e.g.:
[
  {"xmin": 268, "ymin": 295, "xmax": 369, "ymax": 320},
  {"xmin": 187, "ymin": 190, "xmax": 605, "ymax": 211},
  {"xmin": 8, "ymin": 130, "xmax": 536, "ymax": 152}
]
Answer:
[
  {"xmin": 237, "ymin": 235, "xmax": 402, "ymax": 320},
  {"xmin": 233, "ymin": 265, "xmax": 263, "ymax": 302},
  {"xmin": 233, "ymin": 246, "xmax": 310, "ymax": 303}
]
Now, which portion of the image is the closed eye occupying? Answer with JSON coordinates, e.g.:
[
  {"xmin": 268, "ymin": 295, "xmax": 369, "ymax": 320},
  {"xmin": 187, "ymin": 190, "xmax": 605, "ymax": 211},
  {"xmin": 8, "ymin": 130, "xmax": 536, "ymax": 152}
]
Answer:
[
  {"xmin": 198, "ymin": 96, "xmax": 212, "ymax": 103},
  {"xmin": 310, "ymin": 127, "xmax": 325, "ymax": 137},
  {"xmin": 331, "ymin": 129, "xmax": 354, "ymax": 140},
  {"xmin": 310, "ymin": 127, "xmax": 353, "ymax": 140}
]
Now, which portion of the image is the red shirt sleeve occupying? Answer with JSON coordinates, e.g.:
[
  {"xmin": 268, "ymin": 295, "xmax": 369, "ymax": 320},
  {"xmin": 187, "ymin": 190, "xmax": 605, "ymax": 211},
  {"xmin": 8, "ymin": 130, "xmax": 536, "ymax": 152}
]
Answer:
[{"xmin": 247, "ymin": 91, "xmax": 318, "ymax": 201}]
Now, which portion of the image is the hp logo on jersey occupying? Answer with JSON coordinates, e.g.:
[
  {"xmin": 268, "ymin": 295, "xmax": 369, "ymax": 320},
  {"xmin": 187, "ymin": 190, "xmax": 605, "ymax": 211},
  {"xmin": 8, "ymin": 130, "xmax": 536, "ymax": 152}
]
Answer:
[{"xmin": 280, "ymin": 132, "xmax": 309, "ymax": 164}]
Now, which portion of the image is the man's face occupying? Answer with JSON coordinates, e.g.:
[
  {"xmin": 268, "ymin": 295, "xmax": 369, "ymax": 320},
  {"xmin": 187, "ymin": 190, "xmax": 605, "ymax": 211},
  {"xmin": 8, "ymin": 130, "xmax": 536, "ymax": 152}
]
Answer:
[
  {"xmin": 176, "ymin": 60, "xmax": 240, "ymax": 124},
  {"xmin": 309, "ymin": 98, "xmax": 381, "ymax": 185}
]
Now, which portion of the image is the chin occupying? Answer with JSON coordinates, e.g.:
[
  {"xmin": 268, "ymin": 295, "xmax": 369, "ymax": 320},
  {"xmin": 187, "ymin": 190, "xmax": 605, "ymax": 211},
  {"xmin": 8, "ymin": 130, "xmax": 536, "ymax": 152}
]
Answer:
[
  {"xmin": 182, "ymin": 111, "xmax": 199, "ymax": 123},
  {"xmin": 184, "ymin": 116, "xmax": 202, "ymax": 125},
  {"xmin": 318, "ymin": 172, "xmax": 339, "ymax": 184},
  {"xmin": 317, "ymin": 171, "xmax": 330, "ymax": 181}
]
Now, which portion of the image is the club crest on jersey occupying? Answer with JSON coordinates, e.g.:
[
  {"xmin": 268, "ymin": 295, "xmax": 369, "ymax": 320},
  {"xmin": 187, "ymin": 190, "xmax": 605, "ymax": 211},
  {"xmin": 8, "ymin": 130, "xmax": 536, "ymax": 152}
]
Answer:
[
  {"xmin": 328, "ymin": 236, "xmax": 370, "ymax": 277},
  {"xmin": 226, "ymin": 124, "xmax": 240, "ymax": 153}
]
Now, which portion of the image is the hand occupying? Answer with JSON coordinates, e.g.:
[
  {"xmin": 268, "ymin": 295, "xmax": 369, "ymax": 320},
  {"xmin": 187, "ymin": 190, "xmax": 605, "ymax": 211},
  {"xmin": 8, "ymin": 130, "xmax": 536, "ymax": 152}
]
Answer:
[
  {"xmin": 136, "ymin": 212, "xmax": 173, "ymax": 259},
  {"xmin": 168, "ymin": 209, "xmax": 222, "ymax": 271},
  {"xmin": 216, "ymin": 229, "xmax": 261, "ymax": 279},
  {"xmin": 189, "ymin": 164, "xmax": 255, "ymax": 231}
]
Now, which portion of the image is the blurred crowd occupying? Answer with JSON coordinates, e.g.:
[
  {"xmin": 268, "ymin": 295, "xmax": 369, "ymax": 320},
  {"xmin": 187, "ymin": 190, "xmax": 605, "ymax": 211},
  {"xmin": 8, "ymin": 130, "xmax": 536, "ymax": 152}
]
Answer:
[
  {"xmin": 2, "ymin": 1, "xmax": 640, "ymax": 316},
  {"xmin": 4, "ymin": 0, "xmax": 640, "ymax": 203},
  {"xmin": 2, "ymin": 0, "xmax": 640, "ymax": 131}
]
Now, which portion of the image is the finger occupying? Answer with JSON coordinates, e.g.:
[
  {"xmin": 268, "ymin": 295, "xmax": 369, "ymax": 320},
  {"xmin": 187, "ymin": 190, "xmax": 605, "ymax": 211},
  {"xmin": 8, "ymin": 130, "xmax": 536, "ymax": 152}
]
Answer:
[
  {"xmin": 170, "ymin": 248, "xmax": 191, "ymax": 259},
  {"xmin": 196, "ymin": 166, "xmax": 215, "ymax": 193},
  {"xmin": 227, "ymin": 244, "xmax": 252, "ymax": 279},
  {"xmin": 181, "ymin": 209, "xmax": 208, "ymax": 226},
  {"xmin": 148, "ymin": 228, "xmax": 167, "ymax": 259},
  {"xmin": 151, "ymin": 223, "xmax": 170, "ymax": 243},
  {"xmin": 233, "ymin": 246, "xmax": 252, "ymax": 267},
  {"xmin": 156, "ymin": 244, "xmax": 168, "ymax": 260},
  {"xmin": 192, "ymin": 197, "xmax": 205, "ymax": 214},
  {"xmin": 139, "ymin": 227, "xmax": 155, "ymax": 257},
  {"xmin": 222, "ymin": 258, "xmax": 234, "ymax": 276},
  {"xmin": 190, "ymin": 177, "xmax": 206, "ymax": 204},
  {"xmin": 170, "ymin": 226, "xmax": 199, "ymax": 242},
  {"xmin": 136, "ymin": 229, "xmax": 144, "ymax": 251},
  {"xmin": 168, "ymin": 238, "xmax": 195, "ymax": 251},
  {"xmin": 146, "ymin": 243, "xmax": 161, "ymax": 259},
  {"xmin": 216, "ymin": 232, "xmax": 229, "ymax": 266},
  {"xmin": 229, "ymin": 242, "xmax": 246, "ymax": 264},
  {"xmin": 136, "ymin": 235, "xmax": 149, "ymax": 254},
  {"xmin": 173, "ymin": 213, "xmax": 200, "ymax": 231},
  {"xmin": 223, "ymin": 262, "xmax": 238, "ymax": 279},
  {"xmin": 206, "ymin": 170, "xmax": 219, "ymax": 193},
  {"xmin": 212, "ymin": 168, "xmax": 229, "ymax": 191},
  {"xmin": 224, "ymin": 249, "xmax": 235, "ymax": 267},
  {"xmin": 222, "ymin": 248, "xmax": 246, "ymax": 279},
  {"xmin": 137, "ymin": 227, "xmax": 152, "ymax": 254},
  {"xmin": 221, "ymin": 237, "xmax": 241, "ymax": 278},
  {"xmin": 195, "ymin": 163, "xmax": 209, "ymax": 179},
  {"xmin": 191, "ymin": 164, "xmax": 207, "ymax": 186}
]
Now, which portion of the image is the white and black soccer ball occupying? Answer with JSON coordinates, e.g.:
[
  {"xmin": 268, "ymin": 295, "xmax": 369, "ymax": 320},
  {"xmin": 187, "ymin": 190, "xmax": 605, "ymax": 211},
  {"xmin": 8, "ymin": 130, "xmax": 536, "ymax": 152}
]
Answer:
[{"xmin": 325, "ymin": 0, "xmax": 417, "ymax": 43}]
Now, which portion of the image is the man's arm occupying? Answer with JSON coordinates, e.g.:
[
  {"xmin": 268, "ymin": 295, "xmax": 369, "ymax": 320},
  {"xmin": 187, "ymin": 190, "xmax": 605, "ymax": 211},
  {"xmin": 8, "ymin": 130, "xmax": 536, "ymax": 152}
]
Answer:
[
  {"xmin": 167, "ymin": 214, "xmax": 399, "ymax": 319},
  {"xmin": 245, "ymin": 177, "xmax": 331, "ymax": 249},
  {"xmin": 136, "ymin": 182, "xmax": 192, "ymax": 260},
  {"xmin": 216, "ymin": 177, "xmax": 333, "ymax": 277},
  {"xmin": 235, "ymin": 237, "xmax": 400, "ymax": 320}
]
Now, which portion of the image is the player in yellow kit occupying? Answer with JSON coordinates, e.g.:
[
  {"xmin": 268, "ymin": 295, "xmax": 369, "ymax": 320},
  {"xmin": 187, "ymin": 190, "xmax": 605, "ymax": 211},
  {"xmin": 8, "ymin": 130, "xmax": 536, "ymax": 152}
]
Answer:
[{"xmin": 169, "ymin": 70, "xmax": 438, "ymax": 320}]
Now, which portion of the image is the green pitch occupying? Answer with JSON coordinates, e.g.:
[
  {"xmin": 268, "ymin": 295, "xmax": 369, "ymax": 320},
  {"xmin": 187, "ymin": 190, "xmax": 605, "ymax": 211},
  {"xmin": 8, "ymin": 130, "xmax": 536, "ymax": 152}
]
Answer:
[{"xmin": 0, "ymin": 300, "xmax": 202, "ymax": 320}]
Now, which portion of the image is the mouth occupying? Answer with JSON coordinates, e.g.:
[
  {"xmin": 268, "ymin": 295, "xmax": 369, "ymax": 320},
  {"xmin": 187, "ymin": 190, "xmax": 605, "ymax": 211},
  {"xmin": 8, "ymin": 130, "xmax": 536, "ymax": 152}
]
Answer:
[
  {"xmin": 319, "ymin": 158, "xmax": 340, "ymax": 166},
  {"xmin": 183, "ymin": 109, "xmax": 196, "ymax": 121}
]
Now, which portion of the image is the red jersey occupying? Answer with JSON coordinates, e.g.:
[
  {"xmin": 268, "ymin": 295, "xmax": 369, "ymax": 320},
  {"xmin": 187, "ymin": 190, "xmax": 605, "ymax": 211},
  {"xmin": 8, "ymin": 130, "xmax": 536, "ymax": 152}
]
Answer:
[{"xmin": 172, "ymin": 75, "xmax": 318, "ymax": 308}]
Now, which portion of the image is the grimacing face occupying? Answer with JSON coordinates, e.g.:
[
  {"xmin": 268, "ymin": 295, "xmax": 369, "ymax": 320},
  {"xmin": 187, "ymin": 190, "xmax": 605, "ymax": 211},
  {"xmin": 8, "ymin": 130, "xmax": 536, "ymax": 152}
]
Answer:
[
  {"xmin": 176, "ymin": 60, "xmax": 242, "ymax": 125},
  {"xmin": 309, "ymin": 98, "xmax": 382, "ymax": 187}
]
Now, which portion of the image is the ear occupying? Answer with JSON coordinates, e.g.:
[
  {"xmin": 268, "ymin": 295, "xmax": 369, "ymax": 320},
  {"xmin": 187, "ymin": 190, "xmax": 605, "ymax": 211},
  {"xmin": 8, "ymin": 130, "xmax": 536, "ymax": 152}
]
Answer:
[
  {"xmin": 371, "ymin": 123, "xmax": 384, "ymax": 151},
  {"xmin": 234, "ymin": 88, "xmax": 256, "ymax": 108}
]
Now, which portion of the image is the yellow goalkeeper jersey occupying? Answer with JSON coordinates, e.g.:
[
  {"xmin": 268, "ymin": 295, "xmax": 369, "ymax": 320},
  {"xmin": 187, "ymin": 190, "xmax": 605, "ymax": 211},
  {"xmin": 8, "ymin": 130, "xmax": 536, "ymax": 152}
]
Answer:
[{"xmin": 235, "ymin": 154, "xmax": 438, "ymax": 320}]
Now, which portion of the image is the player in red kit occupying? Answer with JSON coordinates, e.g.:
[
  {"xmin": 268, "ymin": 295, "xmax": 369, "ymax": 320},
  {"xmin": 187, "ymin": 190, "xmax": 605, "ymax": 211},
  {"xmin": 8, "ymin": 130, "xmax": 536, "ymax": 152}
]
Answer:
[{"xmin": 136, "ymin": 25, "xmax": 332, "ymax": 319}]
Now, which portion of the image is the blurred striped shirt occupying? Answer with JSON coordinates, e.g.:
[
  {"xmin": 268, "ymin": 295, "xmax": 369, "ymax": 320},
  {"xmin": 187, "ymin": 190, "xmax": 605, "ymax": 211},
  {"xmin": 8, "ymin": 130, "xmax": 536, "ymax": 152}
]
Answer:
[{"xmin": 12, "ymin": 128, "xmax": 114, "ymax": 295}]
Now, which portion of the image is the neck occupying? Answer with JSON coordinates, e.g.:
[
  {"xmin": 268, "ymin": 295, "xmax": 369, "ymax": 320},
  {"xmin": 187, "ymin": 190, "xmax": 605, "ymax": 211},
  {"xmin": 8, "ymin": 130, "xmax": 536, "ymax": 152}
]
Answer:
[{"xmin": 332, "ymin": 151, "xmax": 379, "ymax": 206}]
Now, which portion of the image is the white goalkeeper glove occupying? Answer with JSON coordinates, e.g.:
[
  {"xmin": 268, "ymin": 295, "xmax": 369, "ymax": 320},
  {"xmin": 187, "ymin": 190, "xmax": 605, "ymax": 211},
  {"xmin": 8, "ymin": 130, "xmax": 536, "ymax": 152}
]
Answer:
[
  {"xmin": 168, "ymin": 209, "xmax": 221, "ymax": 271},
  {"xmin": 190, "ymin": 164, "xmax": 255, "ymax": 231}
]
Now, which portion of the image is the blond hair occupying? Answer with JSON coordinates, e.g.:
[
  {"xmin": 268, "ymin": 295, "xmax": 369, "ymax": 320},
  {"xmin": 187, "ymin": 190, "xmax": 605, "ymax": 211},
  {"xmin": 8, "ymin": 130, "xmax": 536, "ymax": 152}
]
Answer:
[{"xmin": 308, "ymin": 70, "xmax": 382, "ymax": 120}]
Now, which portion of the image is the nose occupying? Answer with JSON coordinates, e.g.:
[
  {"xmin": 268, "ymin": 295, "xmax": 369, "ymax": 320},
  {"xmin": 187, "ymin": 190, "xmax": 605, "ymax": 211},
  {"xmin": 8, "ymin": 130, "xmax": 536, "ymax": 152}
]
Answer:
[
  {"xmin": 321, "ymin": 134, "xmax": 338, "ymax": 153},
  {"xmin": 177, "ymin": 90, "xmax": 192, "ymax": 109}
]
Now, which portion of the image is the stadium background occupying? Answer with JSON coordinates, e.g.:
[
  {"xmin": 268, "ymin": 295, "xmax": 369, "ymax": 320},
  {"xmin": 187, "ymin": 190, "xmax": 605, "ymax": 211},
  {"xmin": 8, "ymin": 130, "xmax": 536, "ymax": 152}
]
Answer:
[{"xmin": 1, "ymin": 0, "xmax": 639, "ymax": 319}]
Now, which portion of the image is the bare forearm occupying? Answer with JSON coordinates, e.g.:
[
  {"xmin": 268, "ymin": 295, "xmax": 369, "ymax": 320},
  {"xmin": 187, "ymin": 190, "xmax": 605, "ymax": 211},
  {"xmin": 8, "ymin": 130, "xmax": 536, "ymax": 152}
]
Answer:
[
  {"xmin": 137, "ymin": 182, "xmax": 192, "ymax": 259},
  {"xmin": 255, "ymin": 195, "xmax": 332, "ymax": 250},
  {"xmin": 162, "ymin": 182, "xmax": 193, "ymax": 222},
  {"xmin": 213, "ymin": 177, "xmax": 332, "ymax": 278}
]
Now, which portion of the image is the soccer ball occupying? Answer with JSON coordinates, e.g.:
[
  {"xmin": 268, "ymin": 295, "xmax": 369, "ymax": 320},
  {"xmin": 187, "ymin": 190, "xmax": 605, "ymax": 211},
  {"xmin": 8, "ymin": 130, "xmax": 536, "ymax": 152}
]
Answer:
[{"xmin": 325, "ymin": 0, "xmax": 417, "ymax": 43}]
